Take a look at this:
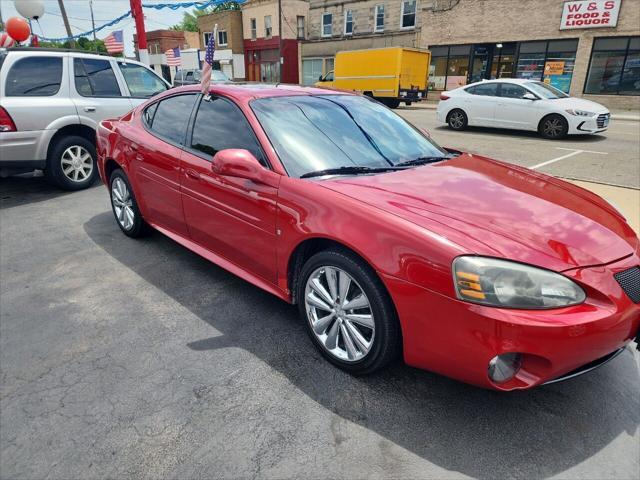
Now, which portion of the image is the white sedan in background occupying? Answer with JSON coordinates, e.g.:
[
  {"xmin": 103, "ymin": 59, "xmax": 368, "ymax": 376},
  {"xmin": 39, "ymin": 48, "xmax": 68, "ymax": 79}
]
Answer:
[{"xmin": 436, "ymin": 79, "xmax": 610, "ymax": 139}]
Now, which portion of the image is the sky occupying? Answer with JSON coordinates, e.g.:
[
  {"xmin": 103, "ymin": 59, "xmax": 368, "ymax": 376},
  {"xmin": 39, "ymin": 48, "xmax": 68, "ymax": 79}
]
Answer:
[{"xmin": 0, "ymin": 0, "xmax": 186, "ymax": 56}]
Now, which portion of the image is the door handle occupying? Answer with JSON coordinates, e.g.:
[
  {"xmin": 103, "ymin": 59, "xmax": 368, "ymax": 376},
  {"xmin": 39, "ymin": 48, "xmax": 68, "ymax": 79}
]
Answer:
[
  {"xmin": 83, "ymin": 106, "xmax": 96, "ymax": 112},
  {"xmin": 185, "ymin": 168, "xmax": 200, "ymax": 180}
]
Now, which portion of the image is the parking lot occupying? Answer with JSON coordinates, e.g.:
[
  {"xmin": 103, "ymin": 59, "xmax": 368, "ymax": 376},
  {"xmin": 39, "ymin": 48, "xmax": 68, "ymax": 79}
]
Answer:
[{"xmin": 1, "ymin": 110, "xmax": 639, "ymax": 479}]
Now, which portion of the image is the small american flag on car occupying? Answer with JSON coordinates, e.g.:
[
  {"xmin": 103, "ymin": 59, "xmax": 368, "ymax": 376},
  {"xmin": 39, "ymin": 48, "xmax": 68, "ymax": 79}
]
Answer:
[
  {"xmin": 200, "ymin": 25, "xmax": 217, "ymax": 94},
  {"xmin": 165, "ymin": 47, "xmax": 182, "ymax": 67},
  {"xmin": 103, "ymin": 30, "xmax": 124, "ymax": 54}
]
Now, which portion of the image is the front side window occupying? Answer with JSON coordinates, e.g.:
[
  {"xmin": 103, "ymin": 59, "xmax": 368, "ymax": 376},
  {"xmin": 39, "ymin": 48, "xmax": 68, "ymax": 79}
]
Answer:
[
  {"xmin": 322, "ymin": 13, "xmax": 333, "ymax": 37},
  {"xmin": 119, "ymin": 62, "xmax": 167, "ymax": 98},
  {"xmin": 297, "ymin": 16, "xmax": 305, "ymax": 39},
  {"xmin": 74, "ymin": 58, "xmax": 121, "ymax": 97},
  {"xmin": 250, "ymin": 18, "xmax": 257, "ymax": 40},
  {"xmin": 344, "ymin": 11, "xmax": 353, "ymax": 35},
  {"xmin": 401, "ymin": 0, "xmax": 416, "ymax": 29},
  {"xmin": 375, "ymin": 5, "xmax": 385, "ymax": 32},
  {"xmin": 466, "ymin": 83, "xmax": 498, "ymax": 96},
  {"xmin": 217, "ymin": 30, "xmax": 228, "ymax": 46},
  {"xmin": 525, "ymin": 81, "xmax": 568, "ymax": 99},
  {"xmin": 148, "ymin": 94, "xmax": 196, "ymax": 145},
  {"xmin": 265, "ymin": 16, "xmax": 272, "ymax": 38},
  {"xmin": 499, "ymin": 83, "xmax": 527, "ymax": 99},
  {"xmin": 190, "ymin": 97, "xmax": 266, "ymax": 166},
  {"xmin": 6, "ymin": 56, "xmax": 62, "ymax": 96},
  {"xmin": 251, "ymin": 95, "xmax": 446, "ymax": 178},
  {"xmin": 585, "ymin": 37, "xmax": 639, "ymax": 95}
]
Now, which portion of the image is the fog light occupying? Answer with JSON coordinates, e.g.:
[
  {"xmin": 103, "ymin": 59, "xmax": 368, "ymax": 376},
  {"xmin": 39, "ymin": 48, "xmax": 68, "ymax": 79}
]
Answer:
[{"xmin": 488, "ymin": 353, "xmax": 522, "ymax": 383}]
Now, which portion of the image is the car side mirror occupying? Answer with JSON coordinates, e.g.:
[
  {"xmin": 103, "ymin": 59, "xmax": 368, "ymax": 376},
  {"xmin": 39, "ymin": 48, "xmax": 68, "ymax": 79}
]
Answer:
[
  {"xmin": 212, "ymin": 149, "xmax": 278, "ymax": 187},
  {"xmin": 522, "ymin": 93, "xmax": 537, "ymax": 101},
  {"xmin": 318, "ymin": 75, "xmax": 323, "ymax": 81}
]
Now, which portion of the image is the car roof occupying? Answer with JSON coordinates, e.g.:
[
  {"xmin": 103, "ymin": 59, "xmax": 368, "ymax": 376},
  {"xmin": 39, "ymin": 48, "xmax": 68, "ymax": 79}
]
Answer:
[
  {"xmin": 465, "ymin": 78, "xmax": 538, "ymax": 87},
  {"xmin": 1, "ymin": 47, "xmax": 147, "ymax": 66},
  {"xmin": 171, "ymin": 83, "xmax": 353, "ymax": 102}
]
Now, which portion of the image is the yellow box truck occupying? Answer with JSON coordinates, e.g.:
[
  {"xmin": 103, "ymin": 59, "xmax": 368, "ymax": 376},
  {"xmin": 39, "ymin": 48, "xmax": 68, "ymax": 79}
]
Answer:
[{"xmin": 314, "ymin": 47, "xmax": 431, "ymax": 108}]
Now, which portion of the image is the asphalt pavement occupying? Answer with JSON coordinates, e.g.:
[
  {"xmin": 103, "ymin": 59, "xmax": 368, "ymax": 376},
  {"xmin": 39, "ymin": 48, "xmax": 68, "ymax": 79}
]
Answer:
[{"xmin": 1, "ymin": 112, "xmax": 639, "ymax": 480}]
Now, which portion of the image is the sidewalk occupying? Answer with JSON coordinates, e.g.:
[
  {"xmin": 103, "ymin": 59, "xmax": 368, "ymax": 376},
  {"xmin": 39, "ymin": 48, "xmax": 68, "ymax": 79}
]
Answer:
[{"xmin": 414, "ymin": 101, "xmax": 640, "ymax": 121}]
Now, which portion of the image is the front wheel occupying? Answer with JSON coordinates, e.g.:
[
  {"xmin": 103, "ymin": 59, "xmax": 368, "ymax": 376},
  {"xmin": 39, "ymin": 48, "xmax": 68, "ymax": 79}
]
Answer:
[
  {"xmin": 447, "ymin": 109, "xmax": 468, "ymax": 131},
  {"xmin": 298, "ymin": 249, "xmax": 401, "ymax": 374},
  {"xmin": 539, "ymin": 114, "xmax": 569, "ymax": 139}
]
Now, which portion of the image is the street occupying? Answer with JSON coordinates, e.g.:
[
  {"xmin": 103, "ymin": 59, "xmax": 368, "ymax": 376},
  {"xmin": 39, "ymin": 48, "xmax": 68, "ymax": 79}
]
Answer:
[{"xmin": 1, "ymin": 110, "xmax": 639, "ymax": 480}]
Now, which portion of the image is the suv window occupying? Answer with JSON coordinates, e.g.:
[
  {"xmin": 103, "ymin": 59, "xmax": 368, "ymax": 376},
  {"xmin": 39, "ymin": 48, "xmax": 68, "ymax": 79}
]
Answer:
[
  {"xmin": 466, "ymin": 83, "xmax": 498, "ymax": 96},
  {"xmin": 499, "ymin": 83, "xmax": 528, "ymax": 99},
  {"xmin": 190, "ymin": 97, "xmax": 267, "ymax": 166},
  {"xmin": 74, "ymin": 58, "xmax": 121, "ymax": 97},
  {"xmin": 119, "ymin": 62, "xmax": 167, "ymax": 98},
  {"xmin": 148, "ymin": 94, "xmax": 196, "ymax": 145},
  {"xmin": 6, "ymin": 57, "xmax": 63, "ymax": 96}
]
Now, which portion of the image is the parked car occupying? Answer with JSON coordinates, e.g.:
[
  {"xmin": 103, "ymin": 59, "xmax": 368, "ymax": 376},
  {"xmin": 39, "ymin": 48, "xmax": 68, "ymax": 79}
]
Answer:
[
  {"xmin": 0, "ymin": 47, "xmax": 170, "ymax": 190},
  {"xmin": 436, "ymin": 78, "xmax": 610, "ymax": 139},
  {"xmin": 97, "ymin": 84, "xmax": 639, "ymax": 391},
  {"xmin": 173, "ymin": 68, "xmax": 231, "ymax": 87}
]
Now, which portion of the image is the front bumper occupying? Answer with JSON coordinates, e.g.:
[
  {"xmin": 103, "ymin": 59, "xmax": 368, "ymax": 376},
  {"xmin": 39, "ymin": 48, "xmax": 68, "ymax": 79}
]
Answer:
[
  {"xmin": 568, "ymin": 112, "xmax": 610, "ymax": 135},
  {"xmin": 383, "ymin": 254, "xmax": 640, "ymax": 391}
]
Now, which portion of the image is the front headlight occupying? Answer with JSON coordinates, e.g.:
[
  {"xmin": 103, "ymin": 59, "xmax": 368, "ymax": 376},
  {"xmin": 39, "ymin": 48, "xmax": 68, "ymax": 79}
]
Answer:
[
  {"xmin": 453, "ymin": 256, "xmax": 586, "ymax": 309},
  {"xmin": 566, "ymin": 109, "xmax": 596, "ymax": 117}
]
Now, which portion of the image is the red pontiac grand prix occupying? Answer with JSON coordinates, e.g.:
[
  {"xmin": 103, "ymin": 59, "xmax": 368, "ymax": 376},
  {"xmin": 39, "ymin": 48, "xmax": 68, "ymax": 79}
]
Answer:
[{"xmin": 96, "ymin": 84, "xmax": 640, "ymax": 391}]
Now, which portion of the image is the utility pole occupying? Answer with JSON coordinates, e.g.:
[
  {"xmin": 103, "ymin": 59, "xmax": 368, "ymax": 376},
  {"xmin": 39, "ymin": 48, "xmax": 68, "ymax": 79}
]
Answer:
[
  {"xmin": 277, "ymin": 0, "xmax": 283, "ymax": 82},
  {"xmin": 57, "ymin": 0, "xmax": 75, "ymax": 49},
  {"xmin": 0, "ymin": 2, "xmax": 4, "ymax": 31},
  {"xmin": 130, "ymin": 0, "xmax": 149, "ymax": 64},
  {"xmin": 90, "ymin": 0, "xmax": 98, "ymax": 51}
]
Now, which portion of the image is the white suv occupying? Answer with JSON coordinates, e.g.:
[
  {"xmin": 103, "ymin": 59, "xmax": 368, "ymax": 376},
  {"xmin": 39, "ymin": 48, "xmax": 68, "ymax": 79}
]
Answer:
[{"xmin": 0, "ymin": 48, "xmax": 170, "ymax": 190}]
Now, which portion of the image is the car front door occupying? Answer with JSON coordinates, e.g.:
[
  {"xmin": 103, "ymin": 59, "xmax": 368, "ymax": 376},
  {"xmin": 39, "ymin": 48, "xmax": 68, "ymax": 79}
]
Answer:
[
  {"xmin": 464, "ymin": 83, "xmax": 499, "ymax": 126},
  {"xmin": 71, "ymin": 57, "xmax": 134, "ymax": 129},
  {"xmin": 128, "ymin": 93, "xmax": 197, "ymax": 236},
  {"xmin": 116, "ymin": 61, "xmax": 169, "ymax": 107},
  {"xmin": 180, "ymin": 95, "xmax": 280, "ymax": 282},
  {"xmin": 494, "ymin": 83, "xmax": 539, "ymax": 130}
]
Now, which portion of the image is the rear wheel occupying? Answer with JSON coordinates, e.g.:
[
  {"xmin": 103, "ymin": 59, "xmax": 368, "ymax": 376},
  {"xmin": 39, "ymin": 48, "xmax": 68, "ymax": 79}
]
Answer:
[
  {"xmin": 382, "ymin": 98, "xmax": 401, "ymax": 109},
  {"xmin": 298, "ymin": 249, "xmax": 401, "ymax": 374},
  {"xmin": 539, "ymin": 114, "xmax": 568, "ymax": 139},
  {"xmin": 109, "ymin": 169, "xmax": 149, "ymax": 238},
  {"xmin": 447, "ymin": 109, "xmax": 468, "ymax": 131},
  {"xmin": 45, "ymin": 135, "xmax": 97, "ymax": 190}
]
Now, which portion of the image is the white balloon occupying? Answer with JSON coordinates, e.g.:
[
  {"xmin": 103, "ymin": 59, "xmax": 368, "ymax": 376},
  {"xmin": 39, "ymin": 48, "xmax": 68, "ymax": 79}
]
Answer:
[{"xmin": 14, "ymin": 0, "xmax": 45, "ymax": 20}]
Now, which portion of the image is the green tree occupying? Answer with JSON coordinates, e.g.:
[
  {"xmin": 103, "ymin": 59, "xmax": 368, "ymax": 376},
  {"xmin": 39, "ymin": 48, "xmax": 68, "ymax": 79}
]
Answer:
[
  {"xmin": 170, "ymin": 3, "xmax": 241, "ymax": 32},
  {"xmin": 40, "ymin": 36, "xmax": 111, "ymax": 55}
]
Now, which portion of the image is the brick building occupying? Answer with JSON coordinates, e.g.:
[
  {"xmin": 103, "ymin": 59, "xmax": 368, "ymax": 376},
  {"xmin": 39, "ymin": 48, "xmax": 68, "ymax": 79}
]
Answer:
[
  {"xmin": 134, "ymin": 30, "xmax": 190, "ymax": 82},
  {"xmin": 241, "ymin": 0, "xmax": 309, "ymax": 83},
  {"xmin": 197, "ymin": 10, "xmax": 246, "ymax": 79}
]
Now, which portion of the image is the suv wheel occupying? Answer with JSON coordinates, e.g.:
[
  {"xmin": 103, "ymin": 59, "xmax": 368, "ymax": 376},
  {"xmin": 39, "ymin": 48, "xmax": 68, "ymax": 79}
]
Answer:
[{"xmin": 45, "ymin": 135, "xmax": 98, "ymax": 190}]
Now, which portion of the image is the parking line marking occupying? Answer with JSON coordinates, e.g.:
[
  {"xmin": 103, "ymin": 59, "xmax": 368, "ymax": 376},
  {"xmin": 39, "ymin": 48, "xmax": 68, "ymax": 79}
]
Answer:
[
  {"xmin": 555, "ymin": 147, "xmax": 609, "ymax": 155},
  {"xmin": 531, "ymin": 150, "xmax": 584, "ymax": 170}
]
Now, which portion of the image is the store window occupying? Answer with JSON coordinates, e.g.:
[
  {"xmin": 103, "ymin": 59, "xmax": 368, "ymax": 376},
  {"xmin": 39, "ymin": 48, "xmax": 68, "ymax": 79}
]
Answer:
[
  {"xmin": 322, "ymin": 13, "xmax": 332, "ymax": 37},
  {"xmin": 344, "ymin": 10, "xmax": 353, "ymax": 36},
  {"xmin": 264, "ymin": 16, "xmax": 272, "ymax": 38},
  {"xmin": 428, "ymin": 45, "xmax": 470, "ymax": 91},
  {"xmin": 585, "ymin": 37, "xmax": 639, "ymax": 95},
  {"xmin": 302, "ymin": 58, "xmax": 333, "ymax": 85},
  {"xmin": 514, "ymin": 39, "xmax": 578, "ymax": 93},
  {"xmin": 515, "ymin": 41, "xmax": 546, "ymax": 80},
  {"xmin": 375, "ymin": 5, "xmax": 384, "ymax": 32},
  {"xmin": 401, "ymin": 1, "xmax": 416, "ymax": 29}
]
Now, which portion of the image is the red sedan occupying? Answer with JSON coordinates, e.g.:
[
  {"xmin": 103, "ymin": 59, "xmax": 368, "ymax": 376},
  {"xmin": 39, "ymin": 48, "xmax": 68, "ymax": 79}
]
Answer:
[{"xmin": 96, "ymin": 84, "xmax": 640, "ymax": 391}]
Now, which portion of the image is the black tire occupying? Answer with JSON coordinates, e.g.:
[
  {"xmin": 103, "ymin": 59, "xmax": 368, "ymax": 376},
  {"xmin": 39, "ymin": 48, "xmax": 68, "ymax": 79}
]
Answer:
[
  {"xmin": 447, "ymin": 109, "xmax": 468, "ymax": 131},
  {"xmin": 109, "ymin": 169, "xmax": 149, "ymax": 238},
  {"xmin": 539, "ymin": 114, "xmax": 569, "ymax": 139},
  {"xmin": 297, "ymin": 248, "xmax": 401, "ymax": 375},
  {"xmin": 45, "ymin": 135, "xmax": 98, "ymax": 191},
  {"xmin": 405, "ymin": 101, "xmax": 413, "ymax": 106},
  {"xmin": 382, "ymin": 98, "xmax": 401, "ymax": 109}
]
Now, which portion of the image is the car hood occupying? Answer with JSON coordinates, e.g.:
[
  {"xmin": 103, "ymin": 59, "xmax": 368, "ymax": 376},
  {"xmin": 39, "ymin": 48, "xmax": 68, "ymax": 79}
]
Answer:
[
  {"xmin": 545, "ymin": 97, "xmax": 609, "ymax": 113},
  {"xmin": 319, "ymin": 154, "xmax": 638, "ymax": 271}
]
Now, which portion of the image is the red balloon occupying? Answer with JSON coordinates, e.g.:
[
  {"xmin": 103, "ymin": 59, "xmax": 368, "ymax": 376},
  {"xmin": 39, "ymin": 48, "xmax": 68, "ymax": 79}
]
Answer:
[{"xmin": 6, "ymin": 17, "xmax": 31, "ymax": 43}]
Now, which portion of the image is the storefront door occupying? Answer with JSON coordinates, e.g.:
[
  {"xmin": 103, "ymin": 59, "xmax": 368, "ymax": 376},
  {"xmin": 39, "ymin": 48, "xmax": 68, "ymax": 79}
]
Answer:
[{"xmin": 470, "ymin": 44, "xmax": 493, "ymax": 83}]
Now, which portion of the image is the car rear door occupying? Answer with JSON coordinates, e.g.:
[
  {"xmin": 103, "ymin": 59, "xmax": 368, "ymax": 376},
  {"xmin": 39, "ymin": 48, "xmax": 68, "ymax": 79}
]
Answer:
[
  {"xmin": 71, "ymin": 57, "xmax": 134, "ymax": 129},
  {"xmin": 463, "ymin": 83, "xmax": 499, "ymax": 126},
  {"xmin": 493, "ymin": 83, "xmax": 539, "ymax": 130},
  {"xmin": 180, "ymin": 95, "xmax": 280, "ymax": 282}
]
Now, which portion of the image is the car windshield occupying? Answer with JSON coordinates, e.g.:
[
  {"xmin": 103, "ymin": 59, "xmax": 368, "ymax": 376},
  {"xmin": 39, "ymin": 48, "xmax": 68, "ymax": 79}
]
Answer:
[
  {"xmin": 251, "ymin": 95, "xmax": 448, "ymax": 178},
  {"xmin": 524, "ymin": 81, "xmax": 569, "ymax": 99}
]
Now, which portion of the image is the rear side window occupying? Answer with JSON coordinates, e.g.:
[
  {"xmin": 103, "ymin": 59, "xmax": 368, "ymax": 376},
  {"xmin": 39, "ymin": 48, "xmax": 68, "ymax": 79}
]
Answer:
[
  {"xmin": 143, "ymin": 102, "xmax": 158, "ymax": 127},
  {"xmin": 189, "ymin": 96, "xmax": 267, "ymax": 166},
  {"xmin": 148, "ymin": 94, "xmax": 196, "ymax": 145},
  {"xmin": 74, "ymin": 58, "xmax": 121, "ymax": 97},
  {"xmin": 6, "ymin": 57, "xmax": 63, "ymax": 96},
  {"xmin": 466, "ymin": 83, "xmax": 498, "ymax": 96}
]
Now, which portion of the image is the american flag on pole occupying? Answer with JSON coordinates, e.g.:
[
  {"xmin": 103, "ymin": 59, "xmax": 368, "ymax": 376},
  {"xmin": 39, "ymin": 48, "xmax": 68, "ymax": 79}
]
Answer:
[
  {"xmin": 165, "ymin": 47, "xmax": 182, "ymax": 67},
  {"xmin": 103, "ymin": 30, "xmax": 124, "ymax": 54},
  {"xmin": 200, "ymin": 25, "xmax": 217, "ymax": 94}
]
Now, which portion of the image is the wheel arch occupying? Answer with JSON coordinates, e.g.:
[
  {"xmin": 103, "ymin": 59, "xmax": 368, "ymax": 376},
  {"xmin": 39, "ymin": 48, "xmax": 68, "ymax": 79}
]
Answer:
[
  {"xmin": 45, "ymin": 124, "xmax": 97, "ymax": 163},
  {"xmin": 103, "ymin": 158, "xmax": 122, "ymax": 183}
]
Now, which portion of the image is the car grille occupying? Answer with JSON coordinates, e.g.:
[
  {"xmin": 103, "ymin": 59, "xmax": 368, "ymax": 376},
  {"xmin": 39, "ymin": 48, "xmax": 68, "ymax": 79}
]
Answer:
[
  {"xmin": 614, "ymin": 266, "xmax": 640, "ymax": 303},
  {"xmin": 597, "ymin": 113, "xmax": 610, "ymax": 128}
]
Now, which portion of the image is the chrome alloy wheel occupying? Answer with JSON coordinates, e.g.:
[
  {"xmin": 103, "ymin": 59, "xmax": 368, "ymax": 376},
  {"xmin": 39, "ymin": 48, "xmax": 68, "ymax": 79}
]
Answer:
[
  {"xmin": 304, "ymin": 266, "xmax": 375, "ymax": 362},
  {"xmin": 111, "ymin": 178, "xmax": 135, "ymax": 231},
  {"xmin": 543, "ymin": 117, "xmax": 564, "ymax": 138},
  {"xmin": 449, "ymin": 111, "xmax": 465, "ymax": 129},
  {"xmin": 61, "ymin": 145, "xmax": 93, "ymax": 182}
]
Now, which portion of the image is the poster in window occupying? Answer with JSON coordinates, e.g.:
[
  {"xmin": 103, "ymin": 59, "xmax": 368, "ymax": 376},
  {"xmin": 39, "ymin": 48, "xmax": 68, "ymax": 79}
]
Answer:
[{"xmin": 544, "ymin": 61, "xmax": 565, "ymax": 76}]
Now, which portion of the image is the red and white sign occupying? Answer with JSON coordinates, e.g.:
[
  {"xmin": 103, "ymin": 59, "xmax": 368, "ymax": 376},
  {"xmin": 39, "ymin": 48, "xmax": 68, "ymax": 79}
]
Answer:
[{"xmin": 560, "ymin": 0, "xmax": 621, "ymax": 30}]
